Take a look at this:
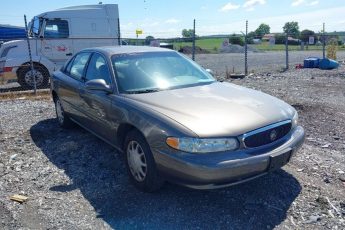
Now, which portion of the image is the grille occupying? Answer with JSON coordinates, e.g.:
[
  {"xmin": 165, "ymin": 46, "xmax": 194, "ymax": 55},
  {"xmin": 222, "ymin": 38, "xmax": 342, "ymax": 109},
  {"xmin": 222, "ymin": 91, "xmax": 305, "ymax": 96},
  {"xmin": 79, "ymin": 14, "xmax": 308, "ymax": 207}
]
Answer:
[{"xmin": 243, "ymin": 121, "xmax": 292, "ymax": 148}]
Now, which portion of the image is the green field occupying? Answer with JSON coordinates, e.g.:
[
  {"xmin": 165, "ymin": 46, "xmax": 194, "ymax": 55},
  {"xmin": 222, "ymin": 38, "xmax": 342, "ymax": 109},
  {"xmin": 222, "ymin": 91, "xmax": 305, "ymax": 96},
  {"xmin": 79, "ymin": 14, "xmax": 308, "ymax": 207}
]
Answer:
[
  {"xmin": 171, "ymin": 38, "xmax": 345, "ymax": 52},
  {"xmin": 172, "ymin": 38, "xmax": 224, "ymax": 53}
]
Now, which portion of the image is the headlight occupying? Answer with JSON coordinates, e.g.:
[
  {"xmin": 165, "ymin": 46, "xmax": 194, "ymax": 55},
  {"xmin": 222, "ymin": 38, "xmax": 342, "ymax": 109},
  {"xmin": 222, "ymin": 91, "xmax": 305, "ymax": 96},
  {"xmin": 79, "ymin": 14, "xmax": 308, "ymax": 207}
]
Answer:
[
  {"xmin": 292, "ymin": 112, "xmax": 298, "ymax": 128},
  {"xmin": 166, "ymin": 137, "xmax": 239, "ymax": 153}
]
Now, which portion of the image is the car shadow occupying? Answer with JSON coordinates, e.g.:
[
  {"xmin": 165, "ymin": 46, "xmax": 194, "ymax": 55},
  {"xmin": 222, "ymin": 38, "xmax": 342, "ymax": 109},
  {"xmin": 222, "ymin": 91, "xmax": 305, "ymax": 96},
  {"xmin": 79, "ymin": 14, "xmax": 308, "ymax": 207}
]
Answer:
[{"xmin": 30, "ymin": 119, "xmax": 301, "ymax": 229}]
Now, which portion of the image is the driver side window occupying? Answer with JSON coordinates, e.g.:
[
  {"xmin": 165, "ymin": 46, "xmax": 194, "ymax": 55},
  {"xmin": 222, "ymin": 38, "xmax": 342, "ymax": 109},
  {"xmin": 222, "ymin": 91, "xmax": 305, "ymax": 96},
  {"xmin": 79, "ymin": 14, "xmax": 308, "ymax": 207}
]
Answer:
[{"xmin": 85, "ymin": 53, "xmax": 112, "ymax": 84}]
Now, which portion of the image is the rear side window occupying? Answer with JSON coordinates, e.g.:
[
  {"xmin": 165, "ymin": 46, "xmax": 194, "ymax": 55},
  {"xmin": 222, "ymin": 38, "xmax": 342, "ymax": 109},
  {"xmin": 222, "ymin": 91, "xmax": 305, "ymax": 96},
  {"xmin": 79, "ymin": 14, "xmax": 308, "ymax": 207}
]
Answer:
[
  {"xmin": 44, "ymin": 19, "xmax": 69, "ymax": 38},
  {"xmin": 67, "ymin": 52, "xmax": 91, "ymax": 80}
]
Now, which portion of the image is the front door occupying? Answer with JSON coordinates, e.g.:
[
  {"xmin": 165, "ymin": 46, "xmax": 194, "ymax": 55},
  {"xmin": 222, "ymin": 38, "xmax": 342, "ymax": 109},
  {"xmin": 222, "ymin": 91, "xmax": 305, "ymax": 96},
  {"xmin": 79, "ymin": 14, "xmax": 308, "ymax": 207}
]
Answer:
[
  {"xmin": 40, "ymin": 19, "xmax": 73, "ymax": 68},
  {"xmin": 79, "ymin": 52, "xmax": 114, "ymax": 141}
]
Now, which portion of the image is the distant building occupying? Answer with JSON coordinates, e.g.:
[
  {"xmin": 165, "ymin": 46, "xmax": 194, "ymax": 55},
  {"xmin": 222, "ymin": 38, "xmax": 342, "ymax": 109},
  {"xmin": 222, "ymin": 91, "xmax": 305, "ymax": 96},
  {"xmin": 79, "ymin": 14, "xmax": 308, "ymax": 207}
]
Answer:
[{"xmin": 262, "ymin": 33, "xmax": 275, "ymax": 41}]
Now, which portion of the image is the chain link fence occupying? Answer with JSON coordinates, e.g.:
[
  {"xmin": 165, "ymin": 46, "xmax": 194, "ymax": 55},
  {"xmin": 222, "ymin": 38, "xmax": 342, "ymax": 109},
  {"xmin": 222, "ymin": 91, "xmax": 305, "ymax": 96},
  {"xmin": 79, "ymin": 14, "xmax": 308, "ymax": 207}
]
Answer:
[{"xmin": 1, "ymin": 19, "xmax": 345, "ymax": 95}]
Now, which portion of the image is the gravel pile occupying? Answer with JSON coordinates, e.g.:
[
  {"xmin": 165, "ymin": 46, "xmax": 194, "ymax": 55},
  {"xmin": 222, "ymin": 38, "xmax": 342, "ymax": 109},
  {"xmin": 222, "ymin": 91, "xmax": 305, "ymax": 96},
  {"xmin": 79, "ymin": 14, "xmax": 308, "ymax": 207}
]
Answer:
[
  {"xmin": 220, "ymin": 44, "xmax": 259, "ymax": 53},
  {"xmin": 0, "ymin": 60, "xmax": 345, "ymax": 229}
]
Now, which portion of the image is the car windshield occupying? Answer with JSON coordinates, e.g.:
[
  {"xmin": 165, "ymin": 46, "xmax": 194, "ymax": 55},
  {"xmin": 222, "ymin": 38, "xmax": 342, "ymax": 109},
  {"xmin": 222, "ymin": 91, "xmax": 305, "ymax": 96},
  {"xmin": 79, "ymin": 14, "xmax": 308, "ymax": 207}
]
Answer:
[{"xmin": 111, "ymin": 51, "xmax": 215, "ymax": 94}]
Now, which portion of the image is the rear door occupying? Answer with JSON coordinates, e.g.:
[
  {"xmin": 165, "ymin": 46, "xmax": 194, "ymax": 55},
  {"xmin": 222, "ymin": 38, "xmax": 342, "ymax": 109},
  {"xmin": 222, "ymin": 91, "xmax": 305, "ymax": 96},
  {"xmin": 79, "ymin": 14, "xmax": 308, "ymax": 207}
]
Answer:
[
  {"xmin": 79, "ymin": 52, "xmax": 115, "ymax": 140},
  {"xmin": 57, "ymin": 52, "xmax": 92, "ymax": 123}
]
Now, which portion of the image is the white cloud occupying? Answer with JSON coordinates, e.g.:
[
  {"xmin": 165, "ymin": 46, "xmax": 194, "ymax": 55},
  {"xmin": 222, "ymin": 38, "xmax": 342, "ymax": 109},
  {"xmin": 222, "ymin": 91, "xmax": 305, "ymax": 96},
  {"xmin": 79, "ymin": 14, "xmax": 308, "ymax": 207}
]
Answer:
[
  {"xmin": 219, "ymin": 2, "xmax": 241, "ymax": 12},
  {"xmin": 292, "ymin": 0, "xmax": 305, "ymax": 6},
  {"xmin": 307, "ymin": 0, "xmax": 319, "ymax": 6},
  {"xmin": 246, "ymin": 7, "xmax": 255, "ymax": 12},
  {"xmin": 243, "ymin": 0, "xmax": 266, "ymax": 8},
  {"xmin": 165, "ymin": 18, "xmax": 180, "ymax": 24}
]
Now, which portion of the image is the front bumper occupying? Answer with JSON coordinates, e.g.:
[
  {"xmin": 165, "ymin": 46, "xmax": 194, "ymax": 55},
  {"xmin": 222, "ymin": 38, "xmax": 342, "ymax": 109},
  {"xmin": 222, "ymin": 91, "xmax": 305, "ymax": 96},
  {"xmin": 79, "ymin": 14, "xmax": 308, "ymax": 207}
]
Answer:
[{"xmin": 154, "ymin": 126, "xmax": 305, "ymax": 189}]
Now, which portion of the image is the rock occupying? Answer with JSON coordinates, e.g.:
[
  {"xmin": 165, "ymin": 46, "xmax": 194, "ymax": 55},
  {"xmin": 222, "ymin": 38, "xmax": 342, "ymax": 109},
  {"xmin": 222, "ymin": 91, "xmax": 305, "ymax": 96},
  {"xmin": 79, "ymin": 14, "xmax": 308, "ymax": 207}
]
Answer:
[
  {"xmin": 10, "ymin": 154, "xmax": 18, "ymax": 161},
  {"xmin": 321, "ymin": 143, "xmax": 331, "ymax": 148},
  {"xmin": 324, "ymin": 177, "xmax": 331, "ymax": 183},
  {"xmin": 304, "ymin": 215, "xmax": 322, "ymax": 224},
  {"xmin": 339, "ymin": 175, "xmax": 345, "ymax": 182}
]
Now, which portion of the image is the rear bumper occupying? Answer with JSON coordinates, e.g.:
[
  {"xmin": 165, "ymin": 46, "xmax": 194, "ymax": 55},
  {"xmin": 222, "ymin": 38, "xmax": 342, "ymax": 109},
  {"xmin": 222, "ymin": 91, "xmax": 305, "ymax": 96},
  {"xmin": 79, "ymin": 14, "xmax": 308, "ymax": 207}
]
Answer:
[{"xmin": 154, "ymin": 126, "xmax": 305, "ymax": 189}]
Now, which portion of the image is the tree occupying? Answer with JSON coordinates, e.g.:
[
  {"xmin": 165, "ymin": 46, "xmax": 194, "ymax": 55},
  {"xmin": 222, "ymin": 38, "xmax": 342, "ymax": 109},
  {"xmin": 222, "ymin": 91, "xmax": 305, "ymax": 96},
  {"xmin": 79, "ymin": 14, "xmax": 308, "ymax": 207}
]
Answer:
[
  {"xmin": 300, "ymin": 29, "xmax": 315, "ymax": 43},
  {"xmin": 145, "ymin": 35, "xmax": 154, "ymax": 45},
  {"xmin": 283, "ymin": 21, "xmax": 300, "ymax": 38},
  {"xmin": 247, "ymin": 31, "xmax": 256, "ymax": 44},
  {"xmin": 229, "ymin": 34, "xmax": 245, "ymax": 46},
  {"xmin": 182, "ymin": 29, "xmax": 194, "ymax": 38},
  {"xmin": 255, "ymin": 23, "xmax": 270, "ymax": 38}
]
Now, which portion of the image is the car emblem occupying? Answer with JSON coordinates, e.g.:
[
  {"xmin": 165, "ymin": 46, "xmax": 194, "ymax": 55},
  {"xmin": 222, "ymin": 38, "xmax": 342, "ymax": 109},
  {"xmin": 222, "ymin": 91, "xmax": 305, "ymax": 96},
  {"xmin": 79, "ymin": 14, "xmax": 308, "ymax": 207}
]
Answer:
[{"xmin": 270, "ymin": 129, "xmax": 278, "ymax": 141}]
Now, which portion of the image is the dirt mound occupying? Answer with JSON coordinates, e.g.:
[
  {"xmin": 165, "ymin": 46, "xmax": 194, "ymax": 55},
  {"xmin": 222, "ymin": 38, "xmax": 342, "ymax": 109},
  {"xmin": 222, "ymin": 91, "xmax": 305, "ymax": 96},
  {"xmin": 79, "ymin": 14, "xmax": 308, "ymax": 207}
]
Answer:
[
  {"xmin": 178, "ymin": 46, "xmax": 210, "ymax": 54},
  {"xmin": 220, "ymin": 44, "xmax": 259, "ymax": 53}
]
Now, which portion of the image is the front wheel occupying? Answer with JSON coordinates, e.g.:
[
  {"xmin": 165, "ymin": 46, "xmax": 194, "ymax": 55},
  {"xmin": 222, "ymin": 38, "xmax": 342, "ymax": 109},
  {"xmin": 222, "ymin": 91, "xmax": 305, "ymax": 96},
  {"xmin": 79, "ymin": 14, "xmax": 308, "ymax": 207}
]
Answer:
[
  {"xmin": 124, "ymin": 130, "xmax": 164, "ymax": 192},
  {"xmin": 17, "ymin": 64, "xmax": 49, "ymax": 89}
]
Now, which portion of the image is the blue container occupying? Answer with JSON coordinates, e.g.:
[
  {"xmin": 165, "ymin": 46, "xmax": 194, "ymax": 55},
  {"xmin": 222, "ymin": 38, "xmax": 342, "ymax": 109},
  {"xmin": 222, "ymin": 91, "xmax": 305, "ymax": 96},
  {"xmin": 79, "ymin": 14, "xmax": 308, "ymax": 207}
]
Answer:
[
  {"xmin": 304, "ymin": 57, "xmax": 320, "ymax": 68},
  {"xmin": 319, "ymin": 58, "xmax": 339, "ymax": 70}
]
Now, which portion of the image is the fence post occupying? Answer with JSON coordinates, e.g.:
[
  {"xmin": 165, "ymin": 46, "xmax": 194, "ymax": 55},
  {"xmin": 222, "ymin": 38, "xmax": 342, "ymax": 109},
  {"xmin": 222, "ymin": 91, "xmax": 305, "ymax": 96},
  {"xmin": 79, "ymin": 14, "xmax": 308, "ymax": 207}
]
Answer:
[
  {"xmin": 244, "ymin": 20, "xmax": 248, "ymax": 76},
  {"xmin": 192, "ymin": 19, "xmax": 196, "ymax": 61},
  {"xmin": 322, "ymin": 22, "xmax": 325, "ymax": 59},
  {"xmin": 24, "ymin": 15, "xmax": 36, "ymax": 93},
  {"xmin": 285, "ymin": 33, "xmax": 289, "ymax": 70}
]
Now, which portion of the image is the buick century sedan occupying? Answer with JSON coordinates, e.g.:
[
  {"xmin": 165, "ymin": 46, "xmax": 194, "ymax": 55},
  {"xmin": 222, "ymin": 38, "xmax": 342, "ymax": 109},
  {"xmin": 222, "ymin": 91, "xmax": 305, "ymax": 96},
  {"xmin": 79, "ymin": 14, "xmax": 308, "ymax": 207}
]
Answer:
[{"xmin": 50, "ymin": 46, "xmax": 305, "ymax": 192}]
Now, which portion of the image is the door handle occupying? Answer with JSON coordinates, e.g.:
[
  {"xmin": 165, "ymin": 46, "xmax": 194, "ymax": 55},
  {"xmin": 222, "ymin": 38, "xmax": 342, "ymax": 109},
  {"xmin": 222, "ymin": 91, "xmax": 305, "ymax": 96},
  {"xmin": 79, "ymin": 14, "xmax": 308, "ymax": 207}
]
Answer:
[{"xmin": 66, "ymin": 53, "xmax": 73, "ymax": 56}]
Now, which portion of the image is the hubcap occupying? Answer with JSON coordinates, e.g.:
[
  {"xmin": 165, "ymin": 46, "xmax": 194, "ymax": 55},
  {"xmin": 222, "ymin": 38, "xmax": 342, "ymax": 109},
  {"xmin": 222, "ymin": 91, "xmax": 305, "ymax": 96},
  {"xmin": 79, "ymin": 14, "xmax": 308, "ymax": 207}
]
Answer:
[
  {"xmin": 127, "ymin": 141, "xmax": 147, "ymax": 182},
  {"xmin": 56, "ymin": 100, "xmax": 64, "ymax": 124},
  {"xmin": 24, "ymin": 69, "xmax": 44, "ymax": 87}
]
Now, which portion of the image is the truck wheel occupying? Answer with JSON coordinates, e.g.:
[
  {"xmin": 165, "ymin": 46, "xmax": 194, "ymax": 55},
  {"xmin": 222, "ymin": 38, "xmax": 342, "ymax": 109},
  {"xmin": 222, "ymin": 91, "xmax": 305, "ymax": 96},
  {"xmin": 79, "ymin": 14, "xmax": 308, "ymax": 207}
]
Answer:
[
  {"xmin": 124, "ymin": 130, "xmax": 164, "ymax": 192},
  {"xmin": 17, "ymin": 64, "xmax": 49, "ymax": 89}
]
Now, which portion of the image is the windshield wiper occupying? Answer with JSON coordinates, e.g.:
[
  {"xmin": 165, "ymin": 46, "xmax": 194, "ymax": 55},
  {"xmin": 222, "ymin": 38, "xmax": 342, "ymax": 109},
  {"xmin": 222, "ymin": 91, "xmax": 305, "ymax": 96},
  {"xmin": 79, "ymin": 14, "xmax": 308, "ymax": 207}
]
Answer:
[{"xmin": 126, "ymin": 88, "xmax": 161, "ymax": 94}]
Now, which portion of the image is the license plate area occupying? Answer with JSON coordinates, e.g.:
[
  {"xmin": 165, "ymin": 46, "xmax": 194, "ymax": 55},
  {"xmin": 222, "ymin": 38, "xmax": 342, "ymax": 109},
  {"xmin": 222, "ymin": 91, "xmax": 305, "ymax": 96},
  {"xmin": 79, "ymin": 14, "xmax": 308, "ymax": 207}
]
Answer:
[{"xmin": 269, "ymin": 151, "xmax": 291, "ymax": 171}]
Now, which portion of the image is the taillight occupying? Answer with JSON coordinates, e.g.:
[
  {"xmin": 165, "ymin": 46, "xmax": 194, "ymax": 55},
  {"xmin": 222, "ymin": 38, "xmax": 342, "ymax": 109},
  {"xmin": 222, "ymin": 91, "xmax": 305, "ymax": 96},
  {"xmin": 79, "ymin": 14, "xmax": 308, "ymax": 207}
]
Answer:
[{"xmin": 3, "ymin": 67, "xmax": 13, "ymax": 72}]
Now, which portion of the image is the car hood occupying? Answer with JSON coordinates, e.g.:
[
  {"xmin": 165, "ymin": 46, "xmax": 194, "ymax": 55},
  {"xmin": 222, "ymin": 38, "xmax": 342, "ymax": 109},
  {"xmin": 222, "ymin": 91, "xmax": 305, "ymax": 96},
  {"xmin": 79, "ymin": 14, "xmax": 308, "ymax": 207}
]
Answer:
[{"xmin": 125, "ymin": 82, "xmax": 296, "ymax": 137}]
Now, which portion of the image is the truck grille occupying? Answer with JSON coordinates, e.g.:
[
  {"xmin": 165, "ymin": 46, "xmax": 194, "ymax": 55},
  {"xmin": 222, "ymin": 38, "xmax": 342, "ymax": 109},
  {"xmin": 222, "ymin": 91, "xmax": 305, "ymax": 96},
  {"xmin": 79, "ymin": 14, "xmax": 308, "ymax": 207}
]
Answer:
[{"xmin": 243, "ymin": 121, "xmax": 292, "ymax": 148}]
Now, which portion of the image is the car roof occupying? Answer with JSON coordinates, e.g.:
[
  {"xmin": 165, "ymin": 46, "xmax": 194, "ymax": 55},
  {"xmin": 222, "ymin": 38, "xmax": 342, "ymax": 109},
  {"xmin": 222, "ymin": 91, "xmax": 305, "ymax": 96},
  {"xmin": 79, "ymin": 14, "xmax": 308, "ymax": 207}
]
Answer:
[{"xmin": 83, "ymin": 45, "xmax": 174, "ymax": 56}]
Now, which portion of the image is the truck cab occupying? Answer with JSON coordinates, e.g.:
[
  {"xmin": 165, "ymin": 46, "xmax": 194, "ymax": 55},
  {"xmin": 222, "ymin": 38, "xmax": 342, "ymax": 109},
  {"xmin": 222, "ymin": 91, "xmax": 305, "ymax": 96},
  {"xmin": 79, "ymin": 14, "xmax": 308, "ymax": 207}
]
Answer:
[{"xmin": 0, "ymin": 4, "xmax": 120, "ymax": 88}]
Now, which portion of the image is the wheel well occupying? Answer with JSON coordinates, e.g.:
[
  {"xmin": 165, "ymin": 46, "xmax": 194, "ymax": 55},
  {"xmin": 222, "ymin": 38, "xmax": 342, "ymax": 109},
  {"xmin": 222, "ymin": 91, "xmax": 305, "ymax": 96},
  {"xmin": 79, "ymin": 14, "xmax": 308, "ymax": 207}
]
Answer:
[
  {"xmin": 17, "ymin": 62, "xmax": 49, "ymax": 76},
  {"xmin": 117, "ymin": 123, "xmax": 141, "ymax": 150}
]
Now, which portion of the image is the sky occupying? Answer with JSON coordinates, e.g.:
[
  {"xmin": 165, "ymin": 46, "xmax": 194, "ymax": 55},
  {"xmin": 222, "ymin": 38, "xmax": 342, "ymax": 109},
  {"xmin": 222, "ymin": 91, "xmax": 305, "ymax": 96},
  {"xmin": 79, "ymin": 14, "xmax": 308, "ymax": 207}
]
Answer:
[{"xmin": 1, "ymin": 0, "xmax": 345, "ymax": 38}]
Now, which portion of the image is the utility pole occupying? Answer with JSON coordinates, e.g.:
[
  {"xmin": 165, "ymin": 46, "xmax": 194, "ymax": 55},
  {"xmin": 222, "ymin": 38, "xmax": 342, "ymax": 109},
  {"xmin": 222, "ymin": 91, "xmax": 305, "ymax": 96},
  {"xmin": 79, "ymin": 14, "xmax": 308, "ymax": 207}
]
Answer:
[
  {"xmin": 285, "ymin": 32, "xmax": 289, "ymax": 70},
  {"xmin": 322, "ymin": 22, "xmax": 326, "ymax": 59},
  {"xmin": 24, "ymin": 15, "xmax": 37, "ymax": 93},
  {"xmin": 192, "ymin": 19, "xmax": 196, "ymax": 61},
  {"xmin": 244, "ymin": 20, "xmax": 248, "ymax": 76}
]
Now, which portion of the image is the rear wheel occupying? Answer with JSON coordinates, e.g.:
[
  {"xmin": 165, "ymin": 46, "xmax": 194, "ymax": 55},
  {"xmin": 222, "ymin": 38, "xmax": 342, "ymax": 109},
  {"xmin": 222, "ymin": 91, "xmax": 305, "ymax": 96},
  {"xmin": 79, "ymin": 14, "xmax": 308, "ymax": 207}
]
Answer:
[
  {"xmin": 17, "ymin": 64, "xmax": 49, "ymax": 89},
  {"xmin": 124, "ymin": 130, "xmax": 164, "ymax": 192},
  {"xmin": 54, "ymin": 97, "xmax": 74, "ymax": 128}
]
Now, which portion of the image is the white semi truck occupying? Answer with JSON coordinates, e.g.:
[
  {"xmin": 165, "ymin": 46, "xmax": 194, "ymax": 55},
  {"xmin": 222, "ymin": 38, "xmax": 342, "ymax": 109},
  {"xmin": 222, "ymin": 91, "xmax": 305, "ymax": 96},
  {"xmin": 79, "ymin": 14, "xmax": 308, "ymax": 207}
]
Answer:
[{"xmin": 0, "ymin": 4, "xmax": 120, "ymax": 88}]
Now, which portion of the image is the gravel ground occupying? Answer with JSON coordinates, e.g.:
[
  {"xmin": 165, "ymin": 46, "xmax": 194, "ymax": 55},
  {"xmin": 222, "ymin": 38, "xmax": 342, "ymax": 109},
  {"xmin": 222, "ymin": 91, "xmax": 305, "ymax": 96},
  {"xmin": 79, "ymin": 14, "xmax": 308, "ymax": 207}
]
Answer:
[
  {"xmin": 1, "ymin": 56, "xmax": 345, "ymax": 229},
  {"xmin": 196, "ymin": 51, "xmax": 345, "ymax": 75}
]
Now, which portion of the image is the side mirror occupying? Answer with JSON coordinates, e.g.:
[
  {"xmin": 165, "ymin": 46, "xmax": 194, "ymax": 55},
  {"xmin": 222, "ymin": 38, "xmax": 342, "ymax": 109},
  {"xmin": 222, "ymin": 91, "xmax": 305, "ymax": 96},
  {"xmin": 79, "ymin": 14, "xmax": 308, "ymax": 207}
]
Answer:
[
  {"xmin": 85, "ymin": 79, "xmax": 112, "ymax": 93},
  {"xmin": 205, "ymin": 69, "xmax": 214, "ymax": 76}
]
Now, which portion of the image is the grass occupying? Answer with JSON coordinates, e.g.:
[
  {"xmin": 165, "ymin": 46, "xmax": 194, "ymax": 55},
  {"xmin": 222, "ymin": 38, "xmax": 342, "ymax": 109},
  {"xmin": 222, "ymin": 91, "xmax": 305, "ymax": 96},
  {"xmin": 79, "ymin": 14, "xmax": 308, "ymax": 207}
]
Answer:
[
  {"xmin": 171, "ymin": 38, "xmax": 345, "ymax": 52},
  {"xmin": 0, "ymin": 89, "xmax": 51, "ymax": 101},
  {"xmin": 172, "ymin": 38, "xmax": 224, "ymax": 53}
]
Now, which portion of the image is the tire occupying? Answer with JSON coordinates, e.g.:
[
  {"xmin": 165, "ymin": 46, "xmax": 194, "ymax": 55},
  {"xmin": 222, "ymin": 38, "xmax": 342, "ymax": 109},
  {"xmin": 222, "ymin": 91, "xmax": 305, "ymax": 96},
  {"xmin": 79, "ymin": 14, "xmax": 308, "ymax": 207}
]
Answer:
[
  {"xmin": 54, "ymin": 97, "xmax": 74, "ymax": 128},
  {"xmin": 17, "ymin": 64, "xmax": 49, "ymax": 89},
  {"xmin": 124, "ymin": 130, "xmax": 164, "ymax": 192}
]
